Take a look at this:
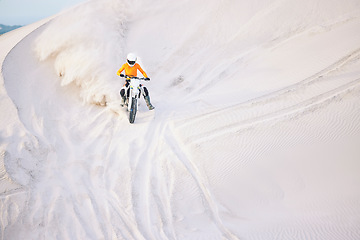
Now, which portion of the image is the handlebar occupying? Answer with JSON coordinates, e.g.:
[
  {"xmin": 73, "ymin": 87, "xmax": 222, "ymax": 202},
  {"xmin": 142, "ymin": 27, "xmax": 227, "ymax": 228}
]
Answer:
[{"xmin": 119, "ymin": 74, "xmax": 150, "ymax": 81}]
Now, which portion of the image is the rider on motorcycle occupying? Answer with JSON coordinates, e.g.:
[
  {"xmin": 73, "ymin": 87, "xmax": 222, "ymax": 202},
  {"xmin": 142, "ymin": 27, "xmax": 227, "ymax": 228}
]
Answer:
[{"xmin": 116, "ymin": 53, "xmax": 155, "ymax": 110}]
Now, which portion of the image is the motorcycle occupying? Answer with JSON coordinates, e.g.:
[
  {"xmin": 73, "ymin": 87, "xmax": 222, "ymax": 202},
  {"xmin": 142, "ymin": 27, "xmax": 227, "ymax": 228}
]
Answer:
[{"xmin": 119, "ymin": 74, "xmax": 150, "ymax": 123}]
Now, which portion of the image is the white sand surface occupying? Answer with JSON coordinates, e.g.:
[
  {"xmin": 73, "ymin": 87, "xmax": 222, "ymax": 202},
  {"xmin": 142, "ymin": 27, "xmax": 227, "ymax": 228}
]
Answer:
[{"xmin": 1, "ymin": 0, "xmax": 360, "ymax": 239}]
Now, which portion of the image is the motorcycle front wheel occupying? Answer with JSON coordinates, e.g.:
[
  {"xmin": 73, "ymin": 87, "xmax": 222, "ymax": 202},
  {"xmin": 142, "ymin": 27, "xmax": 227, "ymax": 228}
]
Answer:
[{"xmin": 129, "ymin": 97, "xmax": 137, "ymax": 123}]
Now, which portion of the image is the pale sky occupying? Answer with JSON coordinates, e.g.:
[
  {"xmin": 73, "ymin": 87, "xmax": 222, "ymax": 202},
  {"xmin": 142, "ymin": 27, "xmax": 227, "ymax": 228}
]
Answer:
[{"xmin": 0, "ymin": 0, "xmax": 87, "ymax": 25}]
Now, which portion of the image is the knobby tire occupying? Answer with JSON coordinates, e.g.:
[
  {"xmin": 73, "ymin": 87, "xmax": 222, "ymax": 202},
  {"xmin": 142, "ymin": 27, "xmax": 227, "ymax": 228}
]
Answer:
[{"xmin": 129, "ymin": 97, "xmax": 137, "ymax": 123}]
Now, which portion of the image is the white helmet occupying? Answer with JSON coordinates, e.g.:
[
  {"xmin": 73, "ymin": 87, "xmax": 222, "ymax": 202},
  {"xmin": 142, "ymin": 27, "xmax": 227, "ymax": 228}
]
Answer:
[{"xmin": 127, "ymin": 53, "xmax": 137, "ymax": 67}]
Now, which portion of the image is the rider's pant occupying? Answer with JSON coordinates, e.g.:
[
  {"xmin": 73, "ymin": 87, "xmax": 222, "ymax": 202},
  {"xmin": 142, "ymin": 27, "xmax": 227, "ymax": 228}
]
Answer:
[{"xmin": 120, "ymin": 83, "xmax": 149, "ymax": 98}]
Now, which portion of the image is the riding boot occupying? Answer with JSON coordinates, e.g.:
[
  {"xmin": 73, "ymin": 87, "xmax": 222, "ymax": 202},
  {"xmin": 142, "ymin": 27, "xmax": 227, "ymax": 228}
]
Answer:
[{"xmin": 144, "ymin": 96, "xmax": 155, "ymax": 110}]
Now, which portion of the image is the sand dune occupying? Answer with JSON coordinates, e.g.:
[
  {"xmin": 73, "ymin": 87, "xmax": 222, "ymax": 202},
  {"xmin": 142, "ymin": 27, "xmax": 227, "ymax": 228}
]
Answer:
[{"xmin": 1, "ymin": 0, "xmax": 360, "ymax": 239}]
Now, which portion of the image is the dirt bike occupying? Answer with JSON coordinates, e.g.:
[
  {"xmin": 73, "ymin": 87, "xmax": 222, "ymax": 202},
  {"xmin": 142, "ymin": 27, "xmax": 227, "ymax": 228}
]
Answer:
[{"xmin": 119, "ymin": 74, "xmax": 150, "ymax": 123}]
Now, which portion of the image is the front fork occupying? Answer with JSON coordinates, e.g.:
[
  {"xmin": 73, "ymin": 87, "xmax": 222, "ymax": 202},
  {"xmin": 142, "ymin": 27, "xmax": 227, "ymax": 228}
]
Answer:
[{"xmin": 128, "ymin": 85, "xmax": 141, "ymax": 111}]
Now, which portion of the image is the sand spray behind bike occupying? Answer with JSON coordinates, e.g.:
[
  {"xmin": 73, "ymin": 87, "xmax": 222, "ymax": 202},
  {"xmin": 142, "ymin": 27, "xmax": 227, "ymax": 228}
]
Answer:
[{"xmin": 33, "ymin": 0, "xmax": 136, "ymax": 106}]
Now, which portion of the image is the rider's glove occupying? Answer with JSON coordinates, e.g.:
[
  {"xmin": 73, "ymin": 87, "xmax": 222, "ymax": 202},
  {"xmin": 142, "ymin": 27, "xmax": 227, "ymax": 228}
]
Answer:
[{"xmin": 145, "ymin": 78, "xmax": 150, "ymax": 81}]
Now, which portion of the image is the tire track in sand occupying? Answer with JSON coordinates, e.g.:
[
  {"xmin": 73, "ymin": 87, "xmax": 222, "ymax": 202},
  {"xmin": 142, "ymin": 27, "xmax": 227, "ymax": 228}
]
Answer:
[
  {"xmin": 127, "ymin": 108, "xmax": 240, "ymax": 239},
  {"xmin": 128, "ymin": 117, "xmax": 178, "ymax": 240},
  {"xmin": 174, "ymin": 48, "xmax": 360, "ymax": 145},
  {"xmin": 163, "ymin": 125, "xmax": 239, "ymax": 240}
]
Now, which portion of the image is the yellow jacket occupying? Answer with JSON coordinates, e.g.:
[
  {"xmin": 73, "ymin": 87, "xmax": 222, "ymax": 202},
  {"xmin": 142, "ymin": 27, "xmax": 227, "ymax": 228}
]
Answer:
[{"xmin": 117, "ymin": 63, "xmax": 148, "ymax": 78}]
